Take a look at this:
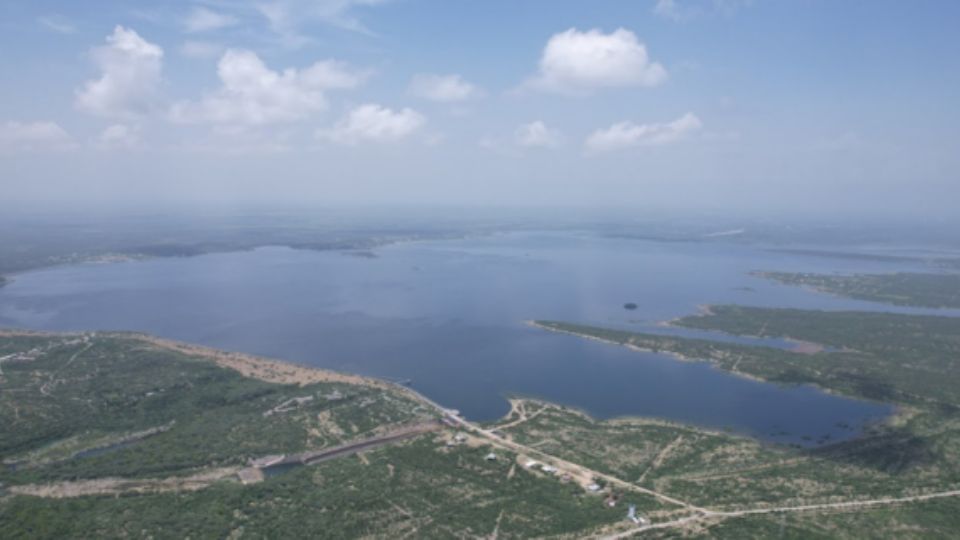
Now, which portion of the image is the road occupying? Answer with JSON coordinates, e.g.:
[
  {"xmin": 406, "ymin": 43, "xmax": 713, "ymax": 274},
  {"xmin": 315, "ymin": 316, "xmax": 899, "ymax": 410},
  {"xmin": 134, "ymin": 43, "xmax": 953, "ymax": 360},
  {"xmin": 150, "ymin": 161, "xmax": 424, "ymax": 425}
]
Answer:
[
  {"xmin": 397, "ymin": 384, "xmax": 708, "ymax": 513},
  {"xmin": 396, "ymin": 383, "xmax": 960, "ymax": 537},
  {"xmin": 39, "ymin": 338, "xmax": 93, "ymax": 396},
  {"xmin": 603, "ymin": 489, "xmax": 960, "ymax": 538},
  {"xmin": 284, "ymin": 423, "xmax": 440, "ymax": 465}
]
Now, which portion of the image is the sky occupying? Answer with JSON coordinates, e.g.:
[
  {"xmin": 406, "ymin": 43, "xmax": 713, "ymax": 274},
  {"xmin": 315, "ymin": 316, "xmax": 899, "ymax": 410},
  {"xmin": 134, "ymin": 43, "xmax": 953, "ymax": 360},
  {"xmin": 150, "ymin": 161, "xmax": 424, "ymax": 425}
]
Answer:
[{"xmin": 0, "ymin": 0, "xmax": 958, "ymax": 216}]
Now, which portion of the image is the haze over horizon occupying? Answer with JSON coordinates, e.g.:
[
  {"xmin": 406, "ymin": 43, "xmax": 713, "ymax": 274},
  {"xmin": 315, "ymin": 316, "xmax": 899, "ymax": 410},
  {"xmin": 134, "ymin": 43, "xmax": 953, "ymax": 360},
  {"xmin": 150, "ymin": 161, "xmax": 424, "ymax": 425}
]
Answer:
[{"xmin": 1, "ymin": 0, "xmax": 958, "ymax": 217}]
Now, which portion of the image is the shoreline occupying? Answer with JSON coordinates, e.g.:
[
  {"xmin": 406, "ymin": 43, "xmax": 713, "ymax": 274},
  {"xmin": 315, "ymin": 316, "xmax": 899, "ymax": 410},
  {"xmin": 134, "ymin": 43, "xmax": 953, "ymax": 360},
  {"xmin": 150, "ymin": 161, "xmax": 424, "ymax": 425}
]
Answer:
[
  {"xmin": 525, "ymin": 319, "xmax": 901, "ymax": 432},
  {"xmin": 0, "ymin": 328, "xmax": 390, "ymax": 391},
  {"xmin": 495, "ymin": 396, "xmax": 750, "ymax": 444},
  {"xmin": 2, "ymin": 324, "xmax": 899, "ymax": 450}
]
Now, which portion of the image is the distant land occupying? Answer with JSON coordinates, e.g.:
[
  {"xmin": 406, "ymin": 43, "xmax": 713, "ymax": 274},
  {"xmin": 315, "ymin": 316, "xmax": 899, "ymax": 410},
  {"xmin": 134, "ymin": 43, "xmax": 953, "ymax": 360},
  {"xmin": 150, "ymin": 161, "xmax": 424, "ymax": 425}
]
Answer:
[{"xmin": 756, "ymin": 271, "xmax": 960, "ymax": 309}]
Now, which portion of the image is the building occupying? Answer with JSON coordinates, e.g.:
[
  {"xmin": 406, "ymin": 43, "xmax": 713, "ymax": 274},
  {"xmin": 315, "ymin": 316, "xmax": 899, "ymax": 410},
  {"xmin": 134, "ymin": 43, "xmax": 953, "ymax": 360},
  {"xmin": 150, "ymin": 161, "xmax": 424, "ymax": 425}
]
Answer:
[
  {"xmin": 484, "ymin": 452, "xmax": 497, "ymax": 461},
  {"xmin": 250, "ymin": 454, "xmax": 285, "ymax": 468},
  {"xmin": 627, "ymin": 504, "xmax": 647, "ymax": 525}
]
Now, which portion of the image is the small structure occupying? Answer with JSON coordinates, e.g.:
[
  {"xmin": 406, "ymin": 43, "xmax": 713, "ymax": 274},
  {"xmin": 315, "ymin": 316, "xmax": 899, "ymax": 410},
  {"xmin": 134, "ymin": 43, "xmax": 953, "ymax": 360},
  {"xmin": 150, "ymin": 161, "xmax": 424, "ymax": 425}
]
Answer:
[
  {"xmin": 454, "ymin": 433, "xmax": 467, "ymax": 443},
  {"xmin": 484, "ymin": 452, "xmax": 498, "ymax": 461},
  {"xmin": 250, "ymin": 454, "xmax": 285, "ymax": 468},
  {"xmin": 524, "ymin": 460, "xmax": 539, "ymax": 469},
  {"xmin": 541, "ymin": 465, "xmax": 557, "ymax": 474},
  {"xmin": 586, "ymin": 483, "xmax": 602, "ymax": 493},
  {"xmin": 237, "ymin": 468, "xmax": 265, "ymax": 485},
  {"xmin": 627, "ymin": 504, "xmax": 647, "ymax": 525}
]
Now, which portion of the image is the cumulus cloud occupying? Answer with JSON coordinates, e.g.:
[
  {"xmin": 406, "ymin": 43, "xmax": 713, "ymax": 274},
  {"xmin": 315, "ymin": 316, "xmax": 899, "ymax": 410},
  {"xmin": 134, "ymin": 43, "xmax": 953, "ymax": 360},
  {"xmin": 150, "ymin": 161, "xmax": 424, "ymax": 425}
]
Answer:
[
  {"xmin": 409, "ymin": 74, "xmax": 481, "ymax": 102},
  {"xmin": 515, "ymin": 121, "xmax": 561, "ymax": 148},
  {"xmin": 75, "ymin": 26, "xmax": 164, "ymax": 119},
  {"xmin": 170, "ymin": 49, "xmax": 367, "ymax": 125},
  {"xmin": 184, "ymin": 7, "xmax": 238, "ymax": 33},
  {"xmin": 585, "ymin": 112, "xmax": 702, "ymax": 153},
  {"xmin": 97, "ymin": 124, "xmax": 140, "ymax": 148},
  {"xmin": 524, "ymin": 28, "xmax": 667, "ymax": 94},
  {"xmin": 320, "ymin": 104, "xmax": 425, "ymax": 144},
  {"xmin": 0, "ymin": 121, "xmax": 75, "ymax": 152}
]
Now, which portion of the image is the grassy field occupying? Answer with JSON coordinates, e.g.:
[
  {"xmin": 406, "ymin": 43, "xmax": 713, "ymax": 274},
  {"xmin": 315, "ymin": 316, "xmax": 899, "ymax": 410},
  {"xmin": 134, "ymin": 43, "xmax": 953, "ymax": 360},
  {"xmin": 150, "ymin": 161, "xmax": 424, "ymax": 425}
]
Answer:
[{"xmin": 756, "ymin": 271, "xmax": 960, "ymax": 309}]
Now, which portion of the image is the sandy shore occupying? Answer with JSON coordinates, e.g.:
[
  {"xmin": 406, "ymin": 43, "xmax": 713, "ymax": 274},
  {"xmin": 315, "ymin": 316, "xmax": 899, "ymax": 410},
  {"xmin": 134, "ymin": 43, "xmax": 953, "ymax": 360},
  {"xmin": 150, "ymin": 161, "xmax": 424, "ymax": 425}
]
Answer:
[{"xmin": 0, "ymin": 328, "xmax": 388, "ymax": 389}]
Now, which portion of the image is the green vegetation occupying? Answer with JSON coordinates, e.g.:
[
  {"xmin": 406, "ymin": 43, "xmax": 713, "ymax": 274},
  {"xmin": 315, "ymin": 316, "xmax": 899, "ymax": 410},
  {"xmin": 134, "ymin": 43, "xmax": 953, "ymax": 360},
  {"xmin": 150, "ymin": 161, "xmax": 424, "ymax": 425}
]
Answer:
[
  {"xmin": 5, "ymin": 274, "xmax": 960, "ymax": 536},
  {"xmin": 498, "ymin": 397, "xmax": 960, "ymax": 538},
  {"xmin": 1, "ymin": 436, "xmax": 634, "ymax": 539},
  {"xmin": 539, "ymin": 306, "xmax": 960, "ymax": 408},
  {"xmin": 0, "ymin": 333, "xmax": 424, "ymax": 484},
  {"xmin": 0, "ymin": 332, "xmax": 659, "ymax": 538},
  {"xmin": 768, "ymin": 248, "xmax": 960, "ymax": 271},
  {"xmin": 639, "ymin": 498, "xmax": 960, "ymax": 539},
  {"xmin": 532, "ymin": 303, "xmax": 960, "ymax": 535},
  {"xmin": 675, "ymin": 305, "xmax": 960, "ymax": 407},
  {"xmin": 498, "ymin": 396, "xmax": 960, "ymax": 506},
  {"xmin": 757, "ymin": 271, "xmax": 960, "ymax": 309}
]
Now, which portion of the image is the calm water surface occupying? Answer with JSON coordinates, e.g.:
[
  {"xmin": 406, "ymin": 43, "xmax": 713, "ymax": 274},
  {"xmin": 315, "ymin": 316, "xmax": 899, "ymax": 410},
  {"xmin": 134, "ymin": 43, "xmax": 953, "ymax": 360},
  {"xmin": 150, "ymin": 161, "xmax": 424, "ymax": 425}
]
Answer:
[{"xmin": 3, "ymin": 232, "xmax": 936, "ymax": 445}]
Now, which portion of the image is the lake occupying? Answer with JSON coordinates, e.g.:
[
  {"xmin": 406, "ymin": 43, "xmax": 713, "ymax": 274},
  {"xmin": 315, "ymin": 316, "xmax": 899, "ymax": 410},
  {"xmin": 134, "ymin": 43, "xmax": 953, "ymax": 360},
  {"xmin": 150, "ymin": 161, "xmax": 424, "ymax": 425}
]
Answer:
[{"xmin": 3, "ymin": 231, "xmax": 937, "ymax": 445}]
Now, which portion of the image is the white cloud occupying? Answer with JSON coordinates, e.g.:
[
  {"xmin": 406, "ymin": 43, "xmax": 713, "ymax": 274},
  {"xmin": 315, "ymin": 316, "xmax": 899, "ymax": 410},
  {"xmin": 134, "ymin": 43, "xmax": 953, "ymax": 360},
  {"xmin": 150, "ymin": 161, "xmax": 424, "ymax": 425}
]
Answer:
[
  {"xmin": 515, "ymin": 121, "xmax": 561, "ymax": 148},
  {"xmin": 653, "ymin": 0, "xmax": 752, "ymax": 21},
  {"xmin": 170, "ymin": 49, "xmax": 367, "ymax": 125},
  {"xmin": 585, "ymin": 112, "xmax": 702, "ymax": 153},
  {"xmin": 184, "ymin": 7, "xmax": 238, "ymax": 33},
  {"xmin": 180, "ymin": 40, "xmax": 225, "ymax": 59},
  {"xmin": 409, "ymin": 74, "xmax": 480, "ymax": 102},
  {"xmin": 38, "ymin": 15, "xmax": 76, "ymax": 34},
  {"xmin": 256, "ymin": 0, "xmax": 392, "ymax": 45},
  {"xmin": 653, "ymin": 0, "xmax": 691, "ymax": 20},
  {"xmin": 75, "ymin": 26, "xmax": 164, "ymax": 119},
  {"xmin": 524, "ymin": 28, "xmax": 667, "ymax": 94},
  {"xmin": 320, "ymin": 104, "xmax": 425, "ymax": 144},
  {"xmin": 97, "ymin": 124, "xmax": 140, "ymax": 148},
  {"xmin": 0, "ymin": 121, "xmax": 75, "ymax": 152}
]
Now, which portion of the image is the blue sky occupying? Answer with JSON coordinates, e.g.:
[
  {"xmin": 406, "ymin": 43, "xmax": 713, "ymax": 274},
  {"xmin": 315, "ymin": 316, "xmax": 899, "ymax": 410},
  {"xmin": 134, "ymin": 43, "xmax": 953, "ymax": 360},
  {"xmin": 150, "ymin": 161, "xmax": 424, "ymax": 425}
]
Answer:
[{"xmin": 1, "ymin": 0, "xmax": 958, "ymax": 215}]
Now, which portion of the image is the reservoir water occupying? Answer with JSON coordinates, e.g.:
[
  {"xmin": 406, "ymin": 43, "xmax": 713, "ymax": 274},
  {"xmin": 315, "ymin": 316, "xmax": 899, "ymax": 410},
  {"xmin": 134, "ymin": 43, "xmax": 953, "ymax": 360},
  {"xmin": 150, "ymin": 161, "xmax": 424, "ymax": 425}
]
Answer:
[{"xmin": 1, "ymin": 232, "xmax": 932, "ymax": 445}]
